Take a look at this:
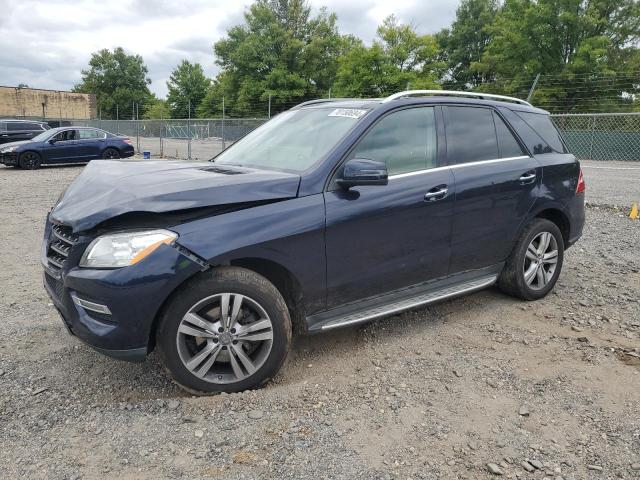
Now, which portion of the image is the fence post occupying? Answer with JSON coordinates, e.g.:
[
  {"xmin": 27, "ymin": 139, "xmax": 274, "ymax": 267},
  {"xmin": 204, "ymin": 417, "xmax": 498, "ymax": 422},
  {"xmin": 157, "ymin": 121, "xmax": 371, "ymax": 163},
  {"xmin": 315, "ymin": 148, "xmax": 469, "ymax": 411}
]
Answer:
[
  {"xmin": 116, "ymin": 104, "xmax": 119, "ymax": 135},
  {"xmin": 527, "ymin": 73, "xmax": 540, "ymax": 102},
  {"xmin": 589, "ymin": 115, "xmax": 596, "ymax": 160},
  {"xmin": 222, "ymin": 96, "xmax": 226, "ymax": 150},
  {"xmin": 187, "ymin": 99, "xmax": 192, "ymax": 160},
  {"xmin": 160, "ymin": 111, "xmax": 164, "ymax": 158},
  {"xmin": 135, "ymin": 103, "xmax": 140, "ymax": 153},
  {"xmin": 268, "ymin": 94, "xmax": 271, "ymax": 119}
]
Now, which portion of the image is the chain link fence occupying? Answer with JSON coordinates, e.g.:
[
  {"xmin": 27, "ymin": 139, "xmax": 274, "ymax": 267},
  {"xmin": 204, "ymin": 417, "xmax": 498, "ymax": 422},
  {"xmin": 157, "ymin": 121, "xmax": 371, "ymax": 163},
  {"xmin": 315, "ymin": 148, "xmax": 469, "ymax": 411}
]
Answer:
[
  {"xmin": 68, "ymin": 112, "xmax": 640, "ymax": 162},
  {"xmin": 551, "ymin": 113, "xmax": 640, "ymax": 161},
  {"xmin": 70, "ymin": 118, "xmax": 267, "ymax": 160}
]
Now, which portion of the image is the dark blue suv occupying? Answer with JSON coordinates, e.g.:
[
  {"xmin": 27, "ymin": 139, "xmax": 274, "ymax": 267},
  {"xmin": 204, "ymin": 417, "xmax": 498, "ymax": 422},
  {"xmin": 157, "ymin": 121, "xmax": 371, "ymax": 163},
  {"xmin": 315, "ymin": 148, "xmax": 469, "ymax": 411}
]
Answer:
[{"xmin": 42, "ymin": 91, "xmax": 585, "ymax": 394}]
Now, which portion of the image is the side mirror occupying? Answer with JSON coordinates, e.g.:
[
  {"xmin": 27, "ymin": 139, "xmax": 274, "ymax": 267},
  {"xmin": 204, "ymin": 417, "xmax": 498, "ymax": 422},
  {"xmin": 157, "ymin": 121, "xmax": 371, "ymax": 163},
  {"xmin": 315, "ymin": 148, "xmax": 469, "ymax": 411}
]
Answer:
[
  {"xmin": 336, "ymin": 158, "xmax": 388, "ymax": 189},
  {"xmin": 48, "ymin": 138, "xmax": 56, "ymax": 144}
]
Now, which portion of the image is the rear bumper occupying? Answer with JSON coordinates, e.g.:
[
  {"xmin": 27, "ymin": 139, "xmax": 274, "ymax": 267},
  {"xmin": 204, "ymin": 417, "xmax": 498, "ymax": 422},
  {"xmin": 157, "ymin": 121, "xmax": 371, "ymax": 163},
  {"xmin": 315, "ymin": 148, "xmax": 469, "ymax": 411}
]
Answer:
[
  {"xmin": 42, "ymin": 239, "xmax": 202, "ymax": 362},
  {"xmin": 566, "ymin": 193, "xmax": 585, "ymax": 248}
]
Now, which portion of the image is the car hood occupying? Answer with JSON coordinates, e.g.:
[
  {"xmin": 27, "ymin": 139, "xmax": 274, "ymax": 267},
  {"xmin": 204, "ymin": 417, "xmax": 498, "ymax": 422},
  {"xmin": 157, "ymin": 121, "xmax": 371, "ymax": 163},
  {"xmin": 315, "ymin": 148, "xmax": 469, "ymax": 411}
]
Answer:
[
  {"xmin": 0, "ymin": 140, "xmax": 32, "ymax": 150},
  {"xmin": 50, "ymin": 160, "xmax": 301, "ymax": 232}
]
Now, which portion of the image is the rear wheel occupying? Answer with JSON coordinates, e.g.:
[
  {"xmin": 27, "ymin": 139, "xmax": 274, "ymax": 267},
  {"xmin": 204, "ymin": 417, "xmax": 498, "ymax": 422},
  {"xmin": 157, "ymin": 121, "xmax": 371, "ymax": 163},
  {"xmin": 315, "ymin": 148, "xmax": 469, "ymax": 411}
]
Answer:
[
  {"xmin": 102, "ymin": 148, "xmax": 120, "ymax": 159},
  {"xmin": 498, "ymin": 218, "xmax": 564, "ymax": 300},
  {"xmin": 156, "ymin": 267, "xmax": 292, "ymax": 394},
  {"xmin": 18, "ymin": 151, "xmax": 41, "ymax": 170}
]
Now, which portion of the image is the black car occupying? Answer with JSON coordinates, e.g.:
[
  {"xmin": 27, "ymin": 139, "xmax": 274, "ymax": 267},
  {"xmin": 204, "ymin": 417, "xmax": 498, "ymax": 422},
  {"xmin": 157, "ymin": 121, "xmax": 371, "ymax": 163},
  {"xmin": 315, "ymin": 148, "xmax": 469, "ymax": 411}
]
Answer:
[
  {"xmin": 0, "ymin": 127, "xmax": 135, "ymax": 169},
  {"xmin": 0, "ymin": 119, "xmax": 50, "ymax": 144},
  {"xmin": 42, "ymin": 90, "xmax": 585, "ymax": 394}
]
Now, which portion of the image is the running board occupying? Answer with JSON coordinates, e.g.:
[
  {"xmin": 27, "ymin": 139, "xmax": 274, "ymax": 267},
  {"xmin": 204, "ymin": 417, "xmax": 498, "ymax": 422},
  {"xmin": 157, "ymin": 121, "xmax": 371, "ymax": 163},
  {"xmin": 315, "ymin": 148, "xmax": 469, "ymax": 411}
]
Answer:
[{"xmin": 308, "ymin": 274, "xmax": 497, "ymax": 332}]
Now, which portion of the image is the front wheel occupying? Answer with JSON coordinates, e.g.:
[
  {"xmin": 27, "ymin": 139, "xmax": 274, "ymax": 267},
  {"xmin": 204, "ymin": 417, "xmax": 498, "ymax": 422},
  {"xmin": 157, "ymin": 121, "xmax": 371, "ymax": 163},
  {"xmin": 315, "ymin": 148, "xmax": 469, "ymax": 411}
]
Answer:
[
  {"xmin": 156, "ymin": 267, "xmax": 292, "ymax": 394},
  {"xmin": 19, "ymin": 151, "xmax": 42, "ymax": 169},
  {"xmin": 498, "ymin": 218, "xmax": 564, "ymax": 300}
]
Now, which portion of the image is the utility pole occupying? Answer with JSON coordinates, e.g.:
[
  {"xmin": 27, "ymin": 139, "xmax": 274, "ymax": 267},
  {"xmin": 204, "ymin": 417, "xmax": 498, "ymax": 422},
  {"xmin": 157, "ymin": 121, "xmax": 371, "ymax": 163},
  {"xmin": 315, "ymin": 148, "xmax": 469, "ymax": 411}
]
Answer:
[
  {"xmin": 116, "ymin": 104, "xmax": 119, "ymax": 134},
  {"xmin": 328, "ymin": 88, "xmax": 331, "ymax": 99},
  {"xmin": 527, "ymin": 73, "xmax": 541, "ymax": 102},
  {"xmin": 268, "ymin": 94, "xmax": 272, "ymax": 119}
]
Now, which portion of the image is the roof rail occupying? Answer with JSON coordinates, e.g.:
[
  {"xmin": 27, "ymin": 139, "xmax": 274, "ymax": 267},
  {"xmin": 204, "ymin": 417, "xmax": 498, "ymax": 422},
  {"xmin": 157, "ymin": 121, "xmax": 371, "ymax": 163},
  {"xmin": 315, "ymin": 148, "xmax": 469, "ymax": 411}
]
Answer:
[
  {"xmin": 382, "ymin": 90, "xmax": 532, "ymax": 107},
  {"xmin": 293, "ymin": 99, "xmax": 338, "ymax": 108}
]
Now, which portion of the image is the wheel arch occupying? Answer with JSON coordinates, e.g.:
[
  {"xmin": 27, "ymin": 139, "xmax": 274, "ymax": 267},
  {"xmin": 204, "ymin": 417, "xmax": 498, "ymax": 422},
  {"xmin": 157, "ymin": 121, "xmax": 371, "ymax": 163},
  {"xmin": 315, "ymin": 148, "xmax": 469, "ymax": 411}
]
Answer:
[
  {"xmin": 533, "ymin": 207, "xmax": 571, "ymax": 246},
  {"xmin": 147, "ymin": 257, "xmax": 307, "ymax": 353}
]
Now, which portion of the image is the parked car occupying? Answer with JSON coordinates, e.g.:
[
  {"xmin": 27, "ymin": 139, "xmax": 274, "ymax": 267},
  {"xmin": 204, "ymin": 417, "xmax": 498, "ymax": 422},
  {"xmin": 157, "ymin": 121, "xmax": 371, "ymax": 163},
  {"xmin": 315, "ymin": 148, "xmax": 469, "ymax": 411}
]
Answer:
[
  {"xmin": 0, "ymin": 126, "xmax": 134, "ymax": 169},
  {"xmin": 0, "ymin": 119, "xmax": 50, "ymax": 144},
  {"xmin": 42, "ymin": 90, "xmax": 585, "ymax": 394}
]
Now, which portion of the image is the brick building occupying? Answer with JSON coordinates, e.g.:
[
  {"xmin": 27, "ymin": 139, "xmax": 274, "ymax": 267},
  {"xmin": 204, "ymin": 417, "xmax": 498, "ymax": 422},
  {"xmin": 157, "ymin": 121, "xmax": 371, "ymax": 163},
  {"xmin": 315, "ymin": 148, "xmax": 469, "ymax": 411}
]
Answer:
[{"xmin": 0, "ymin": 86, "xmax": 96, "ymax": 120}]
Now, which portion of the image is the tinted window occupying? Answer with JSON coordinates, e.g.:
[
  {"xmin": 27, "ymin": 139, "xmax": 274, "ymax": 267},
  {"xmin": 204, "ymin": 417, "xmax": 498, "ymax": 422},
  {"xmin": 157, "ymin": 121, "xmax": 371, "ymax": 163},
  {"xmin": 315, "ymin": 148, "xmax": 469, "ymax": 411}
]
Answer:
[
  {"xmin": 78, "ymin": 129, "xmax": 103, "ymax": 139},
  {"xmin": 493, "ymin": 112, "xmax": 526, "ymax": 158},
  {"xmin": 26, "ymin": 122, "xmax": 44, "ymax": 130},
  {"xmin": 351, "ymin": 107, "xmax": 437, "ymax": 175},
  {"xmin": 446, "ymin": 107, "xmax": 498, "ymax": 164},
  {"xmin": 515, "ymin": 111, "xmax": 565, "ymax": 153},
  {"xmin": 52, "ymin": 130, "xmax": 77, "ymax": 141},
  {"xmin": 0, "ymin": 122, "xmax": 5, "ymax": 133},
  {"xmin": 7, "ymin": 122, "xmax": 28, "ymax": 131}
]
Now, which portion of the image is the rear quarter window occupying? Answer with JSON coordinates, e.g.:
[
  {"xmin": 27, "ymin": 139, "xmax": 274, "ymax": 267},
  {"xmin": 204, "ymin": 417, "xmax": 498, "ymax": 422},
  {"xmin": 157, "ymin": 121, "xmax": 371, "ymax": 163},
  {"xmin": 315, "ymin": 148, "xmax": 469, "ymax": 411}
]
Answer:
[{"xmin": 515, "ymin": 111, "xmax": 566, "ymax": 154}]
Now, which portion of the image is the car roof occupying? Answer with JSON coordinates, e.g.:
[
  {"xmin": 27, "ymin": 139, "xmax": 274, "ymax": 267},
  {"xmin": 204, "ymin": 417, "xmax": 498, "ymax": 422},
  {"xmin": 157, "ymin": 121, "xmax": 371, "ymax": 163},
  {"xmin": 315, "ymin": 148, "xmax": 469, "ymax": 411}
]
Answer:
[
  {"xmin": 0, "ymin": 118, "xmax": 47, "ymax": 123},
  {"xmin": 294, "ymin": 96, "xmax": 549, "ymax": 115}
]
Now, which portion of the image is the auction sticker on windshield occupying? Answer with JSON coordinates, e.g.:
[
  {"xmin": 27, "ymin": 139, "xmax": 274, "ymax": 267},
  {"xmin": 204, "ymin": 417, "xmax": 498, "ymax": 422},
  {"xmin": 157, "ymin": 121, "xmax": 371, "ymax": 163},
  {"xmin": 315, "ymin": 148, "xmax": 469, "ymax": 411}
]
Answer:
[{"xmin": 328, "ymin": 108, "xmax": 368, "ymax": 119}]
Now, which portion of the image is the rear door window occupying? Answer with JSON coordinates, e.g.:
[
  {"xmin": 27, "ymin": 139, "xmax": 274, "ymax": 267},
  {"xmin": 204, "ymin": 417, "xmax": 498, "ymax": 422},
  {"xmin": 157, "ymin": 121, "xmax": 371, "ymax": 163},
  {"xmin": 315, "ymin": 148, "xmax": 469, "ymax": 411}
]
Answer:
[
  {"xmin": 515, "ymin": 111, "xmax": 566, "ymax": 153},
  {"xmin": 78, "ymin": 129, "xmax": 102, "ymax": 139},
  {"xmin": 493, "ymin": 112, "xmax": 526, "ymax": 158},
  {"xmin": 26, "ymin": 122, "xmax": 45, "ymax": 130},
  {"xmin": 445, "ymin": 107, "xmax": 499, "ymax": 164}
]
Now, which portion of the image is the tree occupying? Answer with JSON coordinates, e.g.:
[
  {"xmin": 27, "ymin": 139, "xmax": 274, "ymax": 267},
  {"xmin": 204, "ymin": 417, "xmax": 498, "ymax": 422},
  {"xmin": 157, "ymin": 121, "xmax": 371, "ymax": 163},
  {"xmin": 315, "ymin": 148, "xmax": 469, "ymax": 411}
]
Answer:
[
  {"xmin": 436, "ymin": 0, "xmax": 499, "ymax": 89},
  {"xmin": 166, "ymin": 60, "xmax": 210, "ymax": 118},
  {"xmin": 212, "ymin": 0, "xmax": 344, "ymax": 116},
  {"xmin": 142, "ymin": 98, "xmax": 171, "ymax": 119},
  {"xmin": 73, "ymin": 47, "xmax": 152, "ymax": 119},
  {"xmin": 333, "ymin": 15, "xmax": 443, "ymax": 97},
  {"xmin": 475, "ymin": 0, "xmax": 640, "ymax": 112}
]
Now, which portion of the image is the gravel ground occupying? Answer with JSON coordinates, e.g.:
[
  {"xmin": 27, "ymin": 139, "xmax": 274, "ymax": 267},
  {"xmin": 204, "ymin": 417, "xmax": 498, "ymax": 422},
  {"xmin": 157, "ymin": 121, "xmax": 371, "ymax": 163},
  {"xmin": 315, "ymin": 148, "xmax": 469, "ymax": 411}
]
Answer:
[{"xmin": 0, "ymin": 163, "xmax": 638, "ymax": 480}]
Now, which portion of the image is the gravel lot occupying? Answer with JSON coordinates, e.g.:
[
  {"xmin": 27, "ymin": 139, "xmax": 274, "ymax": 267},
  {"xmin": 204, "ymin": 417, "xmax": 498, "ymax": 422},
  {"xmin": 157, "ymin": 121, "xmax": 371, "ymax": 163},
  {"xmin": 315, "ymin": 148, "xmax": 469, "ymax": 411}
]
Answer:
[{"xmin": 0, "ymin": 162, "xmax": 638, "ymax": 480}]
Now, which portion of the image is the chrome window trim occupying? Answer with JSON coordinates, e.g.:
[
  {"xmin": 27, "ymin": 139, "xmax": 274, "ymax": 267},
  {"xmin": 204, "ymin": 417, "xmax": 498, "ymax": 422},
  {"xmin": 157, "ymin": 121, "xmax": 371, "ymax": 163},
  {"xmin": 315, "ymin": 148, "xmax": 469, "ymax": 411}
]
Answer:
[{"xmin": 388, "ymin": 155, "xmax": 531, "ymax": 180}]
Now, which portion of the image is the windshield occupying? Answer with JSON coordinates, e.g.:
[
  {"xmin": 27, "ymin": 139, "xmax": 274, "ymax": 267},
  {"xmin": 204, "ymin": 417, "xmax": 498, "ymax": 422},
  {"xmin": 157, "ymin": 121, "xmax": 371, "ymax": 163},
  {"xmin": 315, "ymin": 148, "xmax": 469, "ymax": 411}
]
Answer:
[
  {"xmin": 215, "ymin": 107, "xmax": 368, "ymax": 172},
  {"xmin": 32, "ymin": 130, "xmax": 55, "ymax": 142}
]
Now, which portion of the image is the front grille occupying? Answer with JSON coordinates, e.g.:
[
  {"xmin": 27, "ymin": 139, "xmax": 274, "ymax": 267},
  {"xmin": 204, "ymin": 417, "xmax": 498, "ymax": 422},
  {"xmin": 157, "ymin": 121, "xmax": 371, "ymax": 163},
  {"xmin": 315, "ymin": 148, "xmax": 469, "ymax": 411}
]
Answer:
[{"xmin": 47, "ymin": 224, "xmax": 79, "ymax": 272}]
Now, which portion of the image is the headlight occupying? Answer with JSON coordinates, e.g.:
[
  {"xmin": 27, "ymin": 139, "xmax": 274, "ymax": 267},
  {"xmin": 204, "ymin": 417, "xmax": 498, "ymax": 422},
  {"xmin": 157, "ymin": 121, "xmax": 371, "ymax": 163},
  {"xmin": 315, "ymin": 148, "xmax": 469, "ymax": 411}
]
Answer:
[
  {"xmin": 80, "ymin": 230, "xmax": 178, "ymax": 268},
  {"xmin": 0, "ymin": 146, "xmax": 17, "ymax": 153}
]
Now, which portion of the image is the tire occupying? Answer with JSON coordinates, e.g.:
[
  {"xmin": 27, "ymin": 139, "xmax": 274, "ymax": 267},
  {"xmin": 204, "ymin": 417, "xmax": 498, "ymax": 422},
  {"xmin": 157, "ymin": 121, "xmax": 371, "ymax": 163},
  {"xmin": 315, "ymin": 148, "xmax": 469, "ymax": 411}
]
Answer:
[
  {"xmin": 498, "ymin": 218, "xmax": 564, "ymax": 301},
  {"xmin": 102, "ymin": 148, "xmax": 120, "ymax": 159},
  {"xmin": 156, "ymin": 267, "xmax": 292, "ymax": 394},
  {"xmin": 18, "ymin": 151, "xmax": 42, "ymax": 170}
]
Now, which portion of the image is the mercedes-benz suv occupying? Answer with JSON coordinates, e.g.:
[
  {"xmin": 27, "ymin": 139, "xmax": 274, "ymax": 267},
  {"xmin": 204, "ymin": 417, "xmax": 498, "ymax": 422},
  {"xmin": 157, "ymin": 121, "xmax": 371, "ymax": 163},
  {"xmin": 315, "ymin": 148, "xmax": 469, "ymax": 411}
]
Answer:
[{"xmin": 42, "ymin": 91, "xmax": 585, "ymax": 394}]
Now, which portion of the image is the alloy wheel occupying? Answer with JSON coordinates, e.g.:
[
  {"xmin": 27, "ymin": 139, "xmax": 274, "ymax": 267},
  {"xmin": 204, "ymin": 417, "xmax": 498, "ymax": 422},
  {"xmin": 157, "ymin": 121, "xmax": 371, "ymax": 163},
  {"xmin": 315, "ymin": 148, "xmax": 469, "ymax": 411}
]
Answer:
[
  {"xmin": 20, "ymin": 152, "xmax": 40, "ymax": 169},
  {"xmin": 176, "ymin": 293, "xmax": 274, "ymax": 384},
  {"xmin": 523, "ymin": 231, "xmax": 558, "ymax": 290}
]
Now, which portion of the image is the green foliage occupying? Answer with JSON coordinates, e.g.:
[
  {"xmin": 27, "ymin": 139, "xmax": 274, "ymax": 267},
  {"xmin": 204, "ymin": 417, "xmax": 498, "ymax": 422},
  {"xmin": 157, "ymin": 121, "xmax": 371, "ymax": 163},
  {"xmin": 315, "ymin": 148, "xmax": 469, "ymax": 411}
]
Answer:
[
  {"xmin": 437, "ymin": 0, "xmax": 499, "ymax": 89},
  {"xmin": 73, "ymin": 47, "xmax": 152, "ymax": 119},
  {"xmin": 474, "ymin": 0, "xmax": 640, "ymax": 112},
  {"xmin": 333, "ymin": 15, "xmax": 443, "ymax": 97},
  {"xmin": 211, "ymin": 0, "xmax": 344, "ymax": 116},
  {"xmin": 142, "ymin": 98, "xmax": 171, "ymax": 119},
  {"xmin": 166, "ymin": 60, "xmax": 210, "ymax": 118}
]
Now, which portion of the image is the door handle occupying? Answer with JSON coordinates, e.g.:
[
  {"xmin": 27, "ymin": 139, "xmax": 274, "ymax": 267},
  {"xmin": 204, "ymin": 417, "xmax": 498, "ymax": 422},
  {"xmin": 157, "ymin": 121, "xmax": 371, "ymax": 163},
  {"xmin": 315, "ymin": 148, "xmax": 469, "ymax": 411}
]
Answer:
[
  {"xmin": 424, "ymin": 186, "xmax": 449, "ymax": 201},
  {"xmin": 519, "ymin": 171, "xmax": 536, "ymax": 183}
]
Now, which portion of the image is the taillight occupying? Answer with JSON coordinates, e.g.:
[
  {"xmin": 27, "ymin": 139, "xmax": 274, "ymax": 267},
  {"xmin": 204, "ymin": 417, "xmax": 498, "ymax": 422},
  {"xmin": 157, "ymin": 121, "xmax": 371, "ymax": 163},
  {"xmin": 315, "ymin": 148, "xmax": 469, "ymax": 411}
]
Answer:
[
  {"xmin": 576, "ymin": 168, "xmax": 585, "ymax": 194},
  {"xmin": 123, "ymin": 138, "xmax": 132, "ymax": 145}
]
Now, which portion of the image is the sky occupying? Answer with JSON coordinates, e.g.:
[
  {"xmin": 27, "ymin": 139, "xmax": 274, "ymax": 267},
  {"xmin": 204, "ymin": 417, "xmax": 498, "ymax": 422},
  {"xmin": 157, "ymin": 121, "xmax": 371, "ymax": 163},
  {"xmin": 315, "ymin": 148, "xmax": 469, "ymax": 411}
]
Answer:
[{"xmin": 0, "ymin": 0, "xmax": 458, "ymax": 98}]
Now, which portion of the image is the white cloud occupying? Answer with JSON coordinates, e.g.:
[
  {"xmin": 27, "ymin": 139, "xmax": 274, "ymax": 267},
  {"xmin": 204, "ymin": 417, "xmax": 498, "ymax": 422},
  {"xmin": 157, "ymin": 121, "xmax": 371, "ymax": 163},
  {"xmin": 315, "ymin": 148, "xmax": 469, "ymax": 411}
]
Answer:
[{"xmin": 0, "ymin": 0, "xmax": 458, "ymax": 98}]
